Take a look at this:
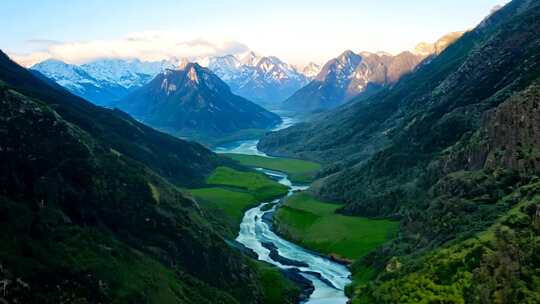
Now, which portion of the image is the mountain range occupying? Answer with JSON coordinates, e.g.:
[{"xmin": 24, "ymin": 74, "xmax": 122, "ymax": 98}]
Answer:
[
  {"xmin": 31, "ymin": 58, "xmax": 173, "ymax": 106},
  {"xmin": 206, "ymin": 52, "xmax": 314, "ymax": 106},
  {"xmin": 114, "ymin": 62, "xmax": 281, "ymax": 145},
  {"xmin": 282, "ymin": 32, "xmax": 463, "ymax": 113},
  {"xmin": 30, "ymin": 52, "xmax": 317, "ymax": 108},
  {"xmin": 259, "ymin": 0, "xmax": 540, "ymax": 302}
]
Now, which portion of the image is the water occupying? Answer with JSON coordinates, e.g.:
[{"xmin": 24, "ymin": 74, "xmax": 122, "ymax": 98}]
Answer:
[
  {"xmin": 215, "ymin": 124, "xmax": 351, "ymax": 304},
  {"xmin": 213, "ymin": 115, "xmax": 297, "ymax": 157},
  {"xmin": 214, "ymin": 139, "xmax": 268, "ymax": 156},
  {"xmin": 235, "ymin": 169, "xmax": 351, "ymax": 304}
]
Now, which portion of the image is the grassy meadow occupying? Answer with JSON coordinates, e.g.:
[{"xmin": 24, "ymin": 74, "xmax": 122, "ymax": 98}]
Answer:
[
  {"xmin": 224, "ymin": 153, "xmax": 321, "ymax": 183},
  {"xmin": 189, "ymin": 166, "xmax": 288, "ymax": 233},
  {"xmin": 274, "ymin": 192, "xmax": 399, "ymax": 261},
  {"xmin": 206, "ymin": 166, "xmax": 289, "ymax": 201}
]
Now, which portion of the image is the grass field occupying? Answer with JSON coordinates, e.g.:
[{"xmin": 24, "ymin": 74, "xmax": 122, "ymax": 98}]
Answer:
[
  {"xmin": 190, "ymin": 166, "xmax": 289, "ymax": 233},
  {"xmin": 207, "ymin": 166, "xmax": 289, "ymax": 201},
  {"xmin": 274, "ymin": 192, "xmax": 399, "ymax": 261},
  {"xmin": 190, "ymin": 187, "xmax": 257, "ymax": 226},
  {"xmin": 224, "ymin": 153, "xmax": 321, "ymax": 183}
]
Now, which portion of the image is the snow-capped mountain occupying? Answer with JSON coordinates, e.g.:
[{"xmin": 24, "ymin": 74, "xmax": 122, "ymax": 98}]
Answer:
[
  {"xmin": 283, "ymin": 32, "xmax": 465, "ymax": 113},
  {"xmin": 239, "ymin": 51, "xmax": 261, "ymax": 66},
  {"xmin": 31, "ymin": 59, "xmax": 99, "ymax": 92},
  {"xmin": 205, "ymin": 55, "xmax": 244, "ymax": 82},
  {"xmin": 300, "ymin": 62, "xmax": 322, "ymax": 79},
  {"xmin": 282, "ymin": 50, "xmax": 423, "ymax": 113},
  {"xmin": 31, "ymin": 51, "xmax": 309, "ymax": 107},
  {"xmin": 201, "ymin": 53, "xmax": 310, "ymax": 106},
  {"xmin": 81, "ymin": 58, "xmax": 172, "ymax": 88},
  {"xmin": 31, "ymin": 58, "xmax": 174, "ymax": 106},
  {"xmin": 115, "ymin": 62, "xmax": 281, "ymax": 143}
]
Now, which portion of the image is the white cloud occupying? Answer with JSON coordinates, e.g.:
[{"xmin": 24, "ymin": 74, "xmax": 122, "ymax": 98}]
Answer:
[{"xmin": 9, "ymin": 31, "xmax": 250, "ymax": 67}]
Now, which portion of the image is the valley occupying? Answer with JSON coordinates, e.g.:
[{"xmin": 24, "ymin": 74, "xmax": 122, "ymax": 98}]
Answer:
[
  {"xmin": 2, "ymin": 1, "xmax": 539, "ymax": 303},
  {"xmin": 194, "ymin": 120, "xmax": 399, "ymax": 303}
]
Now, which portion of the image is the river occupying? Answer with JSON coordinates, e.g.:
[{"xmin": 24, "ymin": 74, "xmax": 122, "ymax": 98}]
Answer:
[{"xmin": 214, "ymin": 117, "xmax": 351, "ymax": 304}]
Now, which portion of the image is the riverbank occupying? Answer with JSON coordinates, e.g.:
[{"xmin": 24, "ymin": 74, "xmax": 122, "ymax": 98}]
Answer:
[
  {"xmin": 223, "ymin": 153, "xmax": 321, "ymax": 184},
  {"xmin": 234, "ymin": 168, "xmax": 351, "ymax": 304},
  {"xmin": 188, "ymin": 165, "xmax": 302, "ymax": 303},
  {"xmin": 274, "ymin": 192, "xmax": 399, "ymax": 262},
  {"xmin": 189, "ymin": 166, "xmax": 288, "ymax": 236},
  {"xmin": 210, "ymin": 128, "xmax": 352, "ymax": 303}
]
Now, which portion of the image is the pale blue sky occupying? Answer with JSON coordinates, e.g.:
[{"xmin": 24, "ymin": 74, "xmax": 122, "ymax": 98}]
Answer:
[{"xmin": 1, "ymin": 0, "xmax": 508, "ymax": 65}]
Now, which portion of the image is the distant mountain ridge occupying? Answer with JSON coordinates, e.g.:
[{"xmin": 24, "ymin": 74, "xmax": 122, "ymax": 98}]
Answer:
[
  {"xmin": 299, "ymin": 62, "xmax": 322, "ymax": 79},
  {"xmin": 30, "ymin": 52, "xmax": 316, "ymax": 108},
  {"xmin": 115, "ymin": 62, "xmax": 281, "ymax": 144},
  {"xmin": 282, "ymin": 32, "xmax": 463, "ymax": 113},
  {"xmin": 31, "ymin": 58, "xmax": 174, "ymax": 106},
  {"xmin": 205, "ymin": 51, "xmax": 312, "ymax": 106}
]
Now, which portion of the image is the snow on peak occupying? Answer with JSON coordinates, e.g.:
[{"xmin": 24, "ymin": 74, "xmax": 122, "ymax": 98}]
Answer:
[
  {"xmin": 31, "ymin": 49, "xmax": 309, "ymax": 105},
  {"xmin": 239, "ymin": 51, "xmax": 262, "ymax": 66},
  {"xmin": 337, "ymin": 50, "xmax": 361, "ymax": 65},
  {"xmin": 31, "ymin": 59, "xmax": 97, "ymax": 91},
  {"xmin": 300, "ymin": 62, "xmax": 321, "ymax": 79},
  {"xmin": 80, "ymin": 58, "xmax": 173, "ymax": 88}
]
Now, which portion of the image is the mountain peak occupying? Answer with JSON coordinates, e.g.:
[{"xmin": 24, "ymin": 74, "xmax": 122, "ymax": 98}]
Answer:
[
  {"xmin": 32, "ymin": 58, "xmax": 68, "ymax": 67},
  {"xmin": 161, "ymin": 63, "xmax": 207, "ymax": 91},
  {"xmin": 338, "ymin": 50, "xmax": 359, "ymax": 60},
  {"xmin": 116, "ymin": 58, "xmax": 281, "ymax": 141},
  {"xmin": 414, "ymin": 31, "xmax": 465, "ymax": 56},
  {"xmin": 300, "ymin": 62, "xmax": 322, "ymax": 79},
  {"xmin": 289, "ymin": 47, "xmax": 424, "ymax": 112},
  {"xmin": 335, "ymin": 50, "xmax": 362, "ymax": 68},
  {"xmin": 177, "ymin": 58, "xmax": 192, "ymax": 70},
  {"xmin": 239, "ymin": 51, "xmax": 262, "ymax": 66}
]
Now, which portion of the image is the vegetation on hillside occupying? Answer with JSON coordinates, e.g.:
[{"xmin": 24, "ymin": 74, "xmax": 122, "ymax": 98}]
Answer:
[
  {"xmin": 353, "ymin": 180, "xmax": 540, "ymax": 304},
  {"xmin": 0, "ymin": 52, "xmax": 222, "ymax": 187},
  {"xmin": 0, "ymin": 52, "xmax": 300, "ymax": 303},
  {"xmin": 260, "ymin": 1, "xmax": 540, "ymax": 302}
]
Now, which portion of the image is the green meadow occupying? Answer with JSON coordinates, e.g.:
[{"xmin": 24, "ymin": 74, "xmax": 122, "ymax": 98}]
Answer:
[
  {"xmin": 206, "ymin": 166, "xmax": 289, "ymax": 201},
  {"xmin": 190, "ymin": 187, "xmax": 257, "ymax": 227},
  {"xmin": 274, "ymin": 192, "xmax": 399, "ymax": 261},
  {"xmin": 189, "ymin": 166, "xmax": 288, "ymax": 233},
  {"xmin": 224, "ymin": 153, "xmax": 321, "ymax": 183}
]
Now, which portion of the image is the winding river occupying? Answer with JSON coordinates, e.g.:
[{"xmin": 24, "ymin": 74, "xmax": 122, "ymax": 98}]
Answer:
[{"xmin": 215, "ymin": 116, "xmax": 351, "ymax": 304}]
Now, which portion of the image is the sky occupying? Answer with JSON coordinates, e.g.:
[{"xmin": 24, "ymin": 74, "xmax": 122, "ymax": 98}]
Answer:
[{"xmin": 1, "ymin": 0, "xmax": 508, "ymax": 67}]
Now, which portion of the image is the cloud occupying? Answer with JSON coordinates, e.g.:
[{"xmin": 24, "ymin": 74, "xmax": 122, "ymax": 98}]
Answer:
[
  {"xmin": 10, "ymin": 31, "xmax": 250, "ymax": 67},
  {"xmin": 9, "ymin": 52, "xmax": 52, "ymax": 67},
  {"xmin": 26, "ymin": 39, "xmax": 63, "ymax": 47}
]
